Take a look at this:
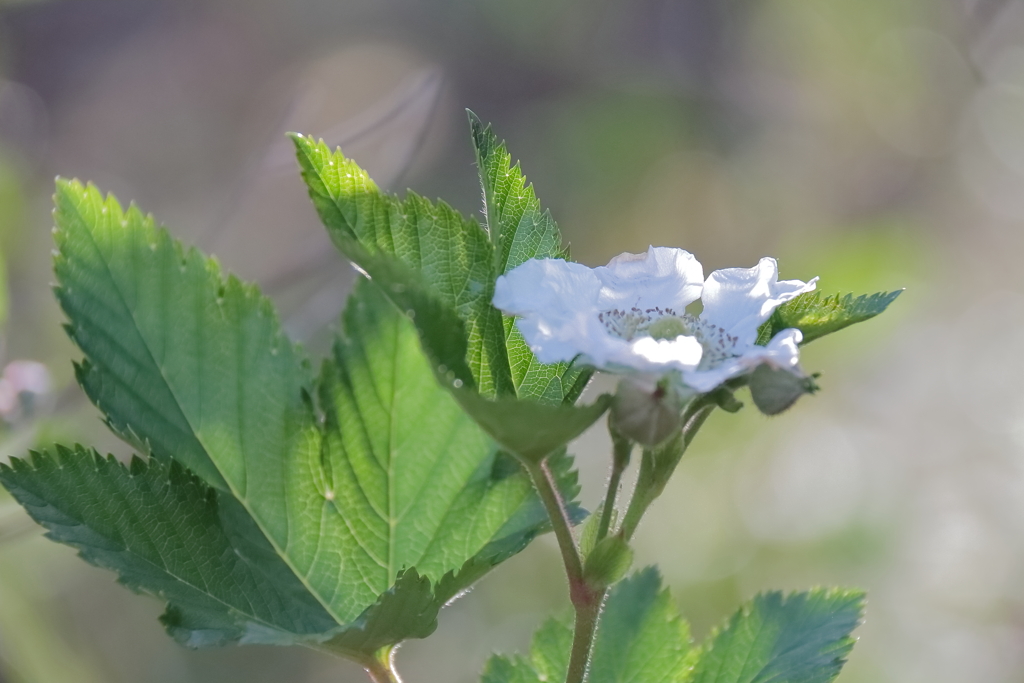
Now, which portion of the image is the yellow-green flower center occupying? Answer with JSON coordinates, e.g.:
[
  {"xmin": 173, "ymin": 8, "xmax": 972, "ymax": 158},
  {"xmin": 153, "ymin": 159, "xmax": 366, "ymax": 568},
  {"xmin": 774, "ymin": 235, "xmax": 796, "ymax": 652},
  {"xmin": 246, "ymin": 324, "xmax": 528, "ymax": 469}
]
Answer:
[{"xmin": 647, "ymin": 316, "xmax": 688, "ymax": 340}]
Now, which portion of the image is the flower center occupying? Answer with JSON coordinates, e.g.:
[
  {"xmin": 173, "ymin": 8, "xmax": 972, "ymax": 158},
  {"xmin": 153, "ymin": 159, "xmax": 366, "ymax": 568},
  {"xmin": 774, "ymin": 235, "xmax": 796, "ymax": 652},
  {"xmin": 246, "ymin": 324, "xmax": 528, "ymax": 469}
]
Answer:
[
  {"xmin": 647, "ymin": 316, "xmax": 688, "ymax": 340},
  {"xmin": 598, "ymin": 307, "xmax": 688, "ymax": 341},
  {"xmin": 598, "ymin": 307, "xmax": 743, "ymax": 369}
]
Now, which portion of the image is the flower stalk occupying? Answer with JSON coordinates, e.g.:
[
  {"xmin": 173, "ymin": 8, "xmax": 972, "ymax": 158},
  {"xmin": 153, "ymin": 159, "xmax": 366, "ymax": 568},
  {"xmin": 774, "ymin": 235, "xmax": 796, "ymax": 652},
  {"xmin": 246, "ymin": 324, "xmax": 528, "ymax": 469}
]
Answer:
[
  {"xmin": 597, "ymin": 425, "xmax": 633, "ymax": 542},
  {"xmin": 360, "ymin": 647, "xmax": 401, "ymax": 683},
  {"xmin": 620, "ymin": 398, "xmax": 716, "ymax": 541}
]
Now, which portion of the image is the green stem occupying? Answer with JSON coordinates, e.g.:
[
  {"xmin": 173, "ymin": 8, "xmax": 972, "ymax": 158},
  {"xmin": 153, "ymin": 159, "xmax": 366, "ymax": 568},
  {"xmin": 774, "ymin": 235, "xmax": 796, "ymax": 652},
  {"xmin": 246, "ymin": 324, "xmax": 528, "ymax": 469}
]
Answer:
[
  {"xmin": 524, "ymin": 458, "xmax": 584, "ymax": 587},
  {"xmin": 524, "ymin": 457, "xmax": 602, "ymax": 683},
  {"xmin": 564, "ymin": 592, "xmax": 604, "ymax": 683},
  {"xmin": 362, "ymin": 648, "xmax": 401, "ymax": 683},
  {"xmin": 620, "ymin": 401, "xmax": 715, "ymax": 541},
  {"xmin": 596, "ymin": 434, "xmax": 632, "ymax": 542}
]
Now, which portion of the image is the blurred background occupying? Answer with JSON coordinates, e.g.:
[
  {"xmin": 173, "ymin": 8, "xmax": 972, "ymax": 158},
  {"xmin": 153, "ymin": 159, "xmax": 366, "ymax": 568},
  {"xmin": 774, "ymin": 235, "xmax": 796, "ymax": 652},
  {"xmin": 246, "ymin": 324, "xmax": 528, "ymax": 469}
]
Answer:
[{"xmin": 0, "ymin": 0, "xmax": 1019, "ymax": 681}]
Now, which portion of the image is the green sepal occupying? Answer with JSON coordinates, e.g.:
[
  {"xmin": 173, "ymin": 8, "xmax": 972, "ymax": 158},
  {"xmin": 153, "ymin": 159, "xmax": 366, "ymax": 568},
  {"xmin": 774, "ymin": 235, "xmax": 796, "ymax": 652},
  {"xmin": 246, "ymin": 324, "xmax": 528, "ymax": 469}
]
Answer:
[
  {"xmin": 747, "ymin": 365, "xmax": 819, "ymax": 416},
  {"xmin": 692, "ymin": 588, "xmax": 865, "ymax": 683},
  {"xmin": 609, "ymin": 380, "xmax": 684, "ymax": 447},
  {"xmin": 708, "ymin": 386, "xmax": 743, "ymax": 413},
  {"xmin": 756, "ymin": 289, "xmax": 903, "ymax": 346},
  {"xmin": 454, "ymin": 389, "xmax": 612, "ymax": 463}
]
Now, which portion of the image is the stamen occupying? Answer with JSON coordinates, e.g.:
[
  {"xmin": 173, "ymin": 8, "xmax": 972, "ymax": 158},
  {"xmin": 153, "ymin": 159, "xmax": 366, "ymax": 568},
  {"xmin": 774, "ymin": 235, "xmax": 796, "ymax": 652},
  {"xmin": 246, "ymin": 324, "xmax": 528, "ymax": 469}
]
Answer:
[{"xmin": 598, "ymin": 307, "xmax": 743, "ymax": 369}]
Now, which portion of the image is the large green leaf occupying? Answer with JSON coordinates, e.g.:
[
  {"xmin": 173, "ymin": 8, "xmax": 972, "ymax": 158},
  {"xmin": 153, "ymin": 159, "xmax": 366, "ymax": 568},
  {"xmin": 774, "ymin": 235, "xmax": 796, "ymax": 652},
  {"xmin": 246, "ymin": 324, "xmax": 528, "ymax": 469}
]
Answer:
[
  {"xmin": 691, "ymin": 589, "xmax": 864, "ymax": 683},
  {"xmin": 315, "ymin": 280, "xmax": 573, "ymax": 617},
  {"xmin": 39, "ymin": 180, "xmax": 576, "ymax": 655},
  {"xmin": 292, "ymin": 133, "xmax": 512, "ymax": 398},
  {"xmin": 757, "ymin": 290, "xmax": 902, "ymax": 346},
  {"xmin": 468, "ymin": 112, "xmax": 590, "ymax": 405},
  {"xmin": 481, "ymin": 568, "xmax": 695, "ymax": 683}
]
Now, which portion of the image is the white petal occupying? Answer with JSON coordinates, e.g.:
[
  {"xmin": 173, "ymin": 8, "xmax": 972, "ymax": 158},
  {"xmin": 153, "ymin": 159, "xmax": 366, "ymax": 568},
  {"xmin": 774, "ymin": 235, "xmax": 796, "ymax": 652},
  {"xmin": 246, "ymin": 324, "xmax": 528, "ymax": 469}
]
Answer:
[
  {"xmin": 494, "ymin": 250, "xmax": 707, "ymax": 373},
  {"xmin": 493, "ymin": 258, "xmax": 601, "ymax": 319},
  {"xmin": 681, "ymin": 327, "xmax": 804, "ymax": 392},
  {"xmin": 700, "ymin": 257, "xmax": 817, "ymax": 342},
  {"xmin": 593, "ymin": 246, "xmax": 704, "ymax": 312},
  {"xmin": 624, "ymin": 335, "xmax": 703, "ymax": 373}
]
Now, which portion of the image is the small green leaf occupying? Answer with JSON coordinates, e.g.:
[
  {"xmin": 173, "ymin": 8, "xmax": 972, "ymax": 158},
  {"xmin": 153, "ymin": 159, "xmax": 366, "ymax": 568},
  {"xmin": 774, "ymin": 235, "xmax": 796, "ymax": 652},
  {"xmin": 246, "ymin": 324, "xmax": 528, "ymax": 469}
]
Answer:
[
  {"xmin": 582, "ymin": 535, "xmax": 633, "ymax": 589},
  {"xmin": 747, "ymin": 365, "xmax": 818, "ymax": 416},
  {"xmin": 692, "ymin": 589, "xmax": 865, "ymax": 683},
  {"xmin": 482, "ymin": 568, "xmax": 695, "ymax": 683},
  {"xmin": 757, "ymin": 290, "xmax": 902, "ymax": 346},
  {"xmin": 453, "ymin": 389, "xmax": 611, "ymax": 463}
]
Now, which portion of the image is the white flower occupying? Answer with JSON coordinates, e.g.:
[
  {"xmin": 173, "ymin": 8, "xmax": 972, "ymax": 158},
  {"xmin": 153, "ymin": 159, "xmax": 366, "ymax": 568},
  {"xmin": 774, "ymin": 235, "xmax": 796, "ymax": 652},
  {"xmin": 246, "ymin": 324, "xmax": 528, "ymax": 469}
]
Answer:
[{"xmin": 492, "ymin": 246, "xmax": 817, "ymax": 394}]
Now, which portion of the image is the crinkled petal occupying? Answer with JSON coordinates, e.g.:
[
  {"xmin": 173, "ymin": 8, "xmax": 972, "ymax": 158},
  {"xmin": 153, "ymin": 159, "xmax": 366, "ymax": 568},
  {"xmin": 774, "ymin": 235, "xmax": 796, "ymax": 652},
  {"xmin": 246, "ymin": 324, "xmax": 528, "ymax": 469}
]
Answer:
[
  {"xmin": 700, "ymin": 257, "xmax": 817, "ymax": 342},
  {"xmin": 515, "ymin": 310, "xmax": 632, "ymax": 366},
  {"xmin": 682, "ymin": 328, "xmax": 804, "ymax": 392},
  {"xmin": 494, "ymin": 250, "xmax": 706, "ymax": 372},
  {"xmin": 593, "ymin": 246, "xmax": 704, "ymax": 312},
  {"xmin": 494, "ymin": 259, "xmax": 611, "ymax": 365},
  {"xmin": 493, "ymin": 258, "xmax": 602, "ymax": 319}
]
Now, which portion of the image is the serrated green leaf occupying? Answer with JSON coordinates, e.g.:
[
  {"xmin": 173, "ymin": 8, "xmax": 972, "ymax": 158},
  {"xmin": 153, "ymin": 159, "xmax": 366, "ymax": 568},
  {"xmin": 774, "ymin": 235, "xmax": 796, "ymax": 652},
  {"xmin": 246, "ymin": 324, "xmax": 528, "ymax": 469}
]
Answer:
[
  {"xmin": 468, "ymin": 111, "xmax": 591, "ymax": 405},
  {"xmin": 692, "ymin": 589, "xmax": 865, "ymax": 683},
  {"xmin": 42, "ymin": 180, "xmax": 579, "ymax": 656},
  {"xmin": 757, "ymin": 290, "xmax": 902, "ymax": 346},
  {"xmin": 482, "ymin": 568, "xmax": 695, "ymax": 683},
  {"xmin": 321, "ymin": 234, "xmax": 476, "ymax": 392},
  {"xmin": 0, "ymin": 448, "xmax": 338, "ymax": 647},
  {"xmin": 291, "ymin": 133, "xmax": 512, "ymax": 398}
]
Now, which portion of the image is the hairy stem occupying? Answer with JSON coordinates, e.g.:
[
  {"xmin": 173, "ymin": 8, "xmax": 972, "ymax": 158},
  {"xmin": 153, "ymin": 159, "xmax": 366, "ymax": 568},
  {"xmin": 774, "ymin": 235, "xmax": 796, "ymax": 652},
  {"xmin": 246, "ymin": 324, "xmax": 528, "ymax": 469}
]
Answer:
[
  {"xmin": 524, "ymin": 457, "xmax": 601, "ymax": 683},
  {"xmin": 596, "ymin": 432, "xmax": 632, "ymax": 541},
  {"xmin": 525, "ymin": 458, "xmax": 584, "ymax": 587},
  {"xmin": 565, "ymin": 590, "xmax": 604, "ymax": 683}
]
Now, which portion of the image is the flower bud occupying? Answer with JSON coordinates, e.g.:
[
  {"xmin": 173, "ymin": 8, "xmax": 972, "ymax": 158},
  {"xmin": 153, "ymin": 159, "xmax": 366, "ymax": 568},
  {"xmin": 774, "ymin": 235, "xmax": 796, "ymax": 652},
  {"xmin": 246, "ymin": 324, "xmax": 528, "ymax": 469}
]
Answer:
[{"xmin": 609, "ymin": 377, "xmax": 684, "ymax": 446}]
